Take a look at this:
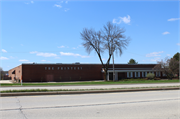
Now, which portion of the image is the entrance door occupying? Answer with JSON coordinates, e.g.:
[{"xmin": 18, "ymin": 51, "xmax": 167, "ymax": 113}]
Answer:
[{"xmin": 109, "ymin": 72, "xmax": 113, "ymax": 80}]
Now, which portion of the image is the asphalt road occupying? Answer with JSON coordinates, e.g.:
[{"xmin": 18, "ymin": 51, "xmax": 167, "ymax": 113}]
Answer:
[
  {"xmin": 0, "ymin": 83, "xmax": 180, "ymax": 91},
  {"xmin": 0, "ymin": 90, "xmax": 180, "ymax": 119}
]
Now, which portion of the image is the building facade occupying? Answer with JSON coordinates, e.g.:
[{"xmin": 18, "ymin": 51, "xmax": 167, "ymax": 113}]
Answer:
[{"xmin": 8, "ymin": 63, "xmax": 166, "ymax": 82}]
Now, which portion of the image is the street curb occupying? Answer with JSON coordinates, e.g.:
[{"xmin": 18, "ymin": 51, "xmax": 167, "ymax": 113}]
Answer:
[
  {"xmin": 1, "ymin": 82, "xmax": 179, "ymax": 87},
  {"xmin": 1, "ymin": 87, "xmax": 179, "ymax": 97}
]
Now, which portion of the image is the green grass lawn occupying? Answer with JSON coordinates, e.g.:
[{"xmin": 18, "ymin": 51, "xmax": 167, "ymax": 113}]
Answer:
[{"xmin": 1, "ymin": 79, "xmax": 179, "ymax": 86}]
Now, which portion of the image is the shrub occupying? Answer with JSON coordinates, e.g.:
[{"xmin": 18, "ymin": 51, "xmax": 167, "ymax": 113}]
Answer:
[{"xmin": 146, "ymin": 73, "xmax": 155, "ymax": 80}]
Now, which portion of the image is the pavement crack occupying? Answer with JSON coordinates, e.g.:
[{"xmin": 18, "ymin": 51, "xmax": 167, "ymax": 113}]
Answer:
[
  {"xmin": 1, "ymin": 98, "xmax": 179, "ymax": 112},
  {"xmin": 16, "ymin": 97, "xmax": 28, "ymax": 119}
]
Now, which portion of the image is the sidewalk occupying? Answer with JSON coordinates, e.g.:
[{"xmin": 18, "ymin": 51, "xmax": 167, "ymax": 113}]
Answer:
[{"xmin": 0, "ymin": 80, "xmax": 13, "ymax": 84}]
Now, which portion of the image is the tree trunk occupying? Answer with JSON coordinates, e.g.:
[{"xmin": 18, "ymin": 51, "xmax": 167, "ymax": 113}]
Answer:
[{"xmin": 104, "ymin": 71, "xmax": 107, "ymax": 81}]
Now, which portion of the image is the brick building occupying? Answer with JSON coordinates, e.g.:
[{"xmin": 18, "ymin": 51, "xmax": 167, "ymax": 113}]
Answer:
[{"xmin": 8, "ymin": 63, "xmax": 166, "ymax": 82}]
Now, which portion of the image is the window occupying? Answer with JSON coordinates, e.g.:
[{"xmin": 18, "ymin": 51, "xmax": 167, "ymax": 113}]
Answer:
[
  {"xmin": 159, "ymin": 72, "xmax": 161, "ymax": 76},
  {"xmin": 142, "ymin": 72, "xmax": 144, "ymax": 77},
  {"xmin": 48, "ymin": 67, "xmax": 51, "ymax": 70},
  {"xmin": 138, "ymin": 72, "xmax": 140, "ymax": 77},
  {"xmin": 78, "ymin": 67, "xmax": 79, "ymax": 70},
  {"xmin": 67, "ymin": 67, "xmax": 69, "ymax": 70},
  {"xmin": 156, "ymin": 71, "xmax": 159, "ymax": 77},
  {"xmin": 136, "ymin": 72, "xmax": 138, "ymax": 77},
  {"xmin": 58, "ymin": 67, "xmax": 59, "ymax": 70},
  {"xmin": 74, "ymin": 67, "xmax": 76, "ymax": 70},
  {"xmin": 61, "ymin": 67, "xmax": 63, "ymax": 70},
  {"xmin": 129, "ymin": 72, "xmax": 131, "ymax": 77},
  {"xmin": 45, "ymin": 67, "xmax": 47, "ymax": 70},
  {"xmin": 131, "ymin": 72, "xmax": 133, "ymax": 77},
  {"xmin": 64, "ymin": 67, "xmax": 66, "ymax": 70},
  {"xmin": 144, "ymin": 72, "xmax": 146, "ymax": 77},
  {"xmin": 52, "ymin": 67, "xmax": 54, "ymax": 70},
  {"xmin": 127, "ymin": 72, "xmax": 129, "ymax": 78},
  {"xmin": 71, "ymin": 67, "xmax": 73, "ymax": 70},
  {"xmin": 81, "ymin": 67, "xmax": 82, "ymax": 70}
]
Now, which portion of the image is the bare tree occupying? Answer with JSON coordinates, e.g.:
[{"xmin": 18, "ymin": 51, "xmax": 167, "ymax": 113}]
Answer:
[
  {"xmin": 81, "ymin": 22, "xmax": 130, "ymax": 81},
  {"xmin": 153, "ymin": 57, "xmax": 179, "ymax": 79}
]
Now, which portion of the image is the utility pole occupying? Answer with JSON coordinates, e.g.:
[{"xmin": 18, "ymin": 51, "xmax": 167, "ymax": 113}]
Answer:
[
  {"xmin": 113, "ymin": 52, "xmax": 115, "ymax": 81},
  {"xmin": 112, "ymin": 38, "xmax": 115, "ymax": 82},
  {"xmin": 21, "ymin": 79, "xmax": 23, "ymax": 86}
]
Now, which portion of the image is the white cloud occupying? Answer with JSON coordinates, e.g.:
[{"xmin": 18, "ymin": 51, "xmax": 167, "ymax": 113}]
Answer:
[
  {"xmin": 2, "ymin": 49, "xmax": 7, "ymax": 53},
  {"xmin": 54, "ymin": 4, "xmax": 62, "ymax": 8},
  {"xmin": 113, "ymin": 15, "xmax": 131, "ymax": 25},
  {"xmin": 150, "ymin": 57, "xmax": 161, "ymax": 62},
  {"xmin": 41, "ymin": 60, "xmax": 46, "ymax": 62},
  {"xmin": 177, "ymin": 43, "xmax": 180, "ymax": 46},
  {"xmin": 60, "ymin": 52, "xmax": 80, "ymax": 56},
  {"xmin": 167, "ymin": 54, "xmax": 171, "ymax": 56},
  {"xmin": 19, "ymin": 59, "xmax": 29, "ymax": 62},
  {"xmin": 146, "ymin": 51, "xmax": 164, "ymax": 57},
  {"xmin": 168, "ymin": 18, "xmax": 180, "ymax": 21},
  {"xmin": 113, "ymin": 18, "xmax": 122, "ymax": 24},
  {"xmin": 30, "ymin": 51, "xmax": 57, "ymax": 57},
  {"xmin": 60, "ymin": 52, "xmax": 90, "ymax": 58},
  {"xmin": 121, "ymin": 15, "xmax": 131, "ymax": 24},
  {"xmin": 37, "ymin": 53, "xmax": 57, "ymax": 57},
  {"xmin": 162, "ymin": 31, "xmax": 170, "ymax": 35},
  {"xmin": 72, "ymin": 47, "xmax": 76, "ymax": 49},
  {"xmin": 65, "ymin": 8, "xmax": 70, "ymax": 12},
  {"xmin": 58, "ymin": 46, "xmax": 65, "ymax": 48},
  {"xmin": 21, "ymin": 44, "xmax": 24, "ymax": 46},
  {"xmin": 25, "ymin": 1, "xmax": 34, "ymax": 4},
  {"xmin": 102, "ymin": 58, "xmax": 106, "ymax": 61},
  {"xmin": 65, "ymin": 1, "xmax": 68, "ymax": 4},
  {"xmin": 0, "ymin": 56, "xmax": 8, "ymax": 60}
]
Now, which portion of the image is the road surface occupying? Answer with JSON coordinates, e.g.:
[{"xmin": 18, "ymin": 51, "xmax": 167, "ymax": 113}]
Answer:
[{"xmin": 0, "ymin": 90, "xmax": 180, "ymax": 119}]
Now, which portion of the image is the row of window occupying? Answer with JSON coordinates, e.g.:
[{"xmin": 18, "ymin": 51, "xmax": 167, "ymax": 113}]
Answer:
[
  {"xmin": 45, "ymin": 67, "xmax": 83, "ymax": 70},
  {"xmin": 127, "ymin": 71, "xmax": 166, "ymax": 78}
]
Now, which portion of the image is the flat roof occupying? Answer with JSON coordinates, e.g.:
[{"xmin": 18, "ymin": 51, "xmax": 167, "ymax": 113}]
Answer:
[{"xmin": 22, "ymin": 63, "xmax": 157, "ymax": 65}]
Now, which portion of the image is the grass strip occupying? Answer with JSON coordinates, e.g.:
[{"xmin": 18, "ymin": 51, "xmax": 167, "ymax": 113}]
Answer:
[
  {"xmin": 1, "ymin": 79, "xmax": 179, "ymax": 87},
  {"xmin": 1, "ymin": 86, "xmax": 179, "ymax": 93}
]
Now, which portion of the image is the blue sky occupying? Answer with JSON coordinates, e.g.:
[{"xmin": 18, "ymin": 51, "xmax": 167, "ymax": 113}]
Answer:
[{"xmin": 0, "ymin": 0, "xmax": 179, "ymax": 71}]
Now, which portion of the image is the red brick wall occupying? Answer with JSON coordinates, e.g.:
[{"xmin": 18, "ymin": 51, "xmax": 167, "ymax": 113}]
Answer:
[
  {"xmin": 8, "ymin": 65, "xmax": 22, "ymax": 82},
  {"xmin": 22, "ymin": 64, "xmax": 104, "ymax": 82}
]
